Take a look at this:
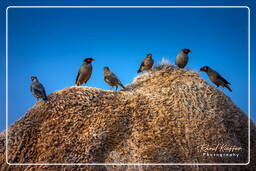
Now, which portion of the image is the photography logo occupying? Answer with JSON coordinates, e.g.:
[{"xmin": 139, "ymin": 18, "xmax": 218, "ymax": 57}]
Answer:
[{"xmin": 199, "ymin": 143, "xmax": 242, "ymax": 158}]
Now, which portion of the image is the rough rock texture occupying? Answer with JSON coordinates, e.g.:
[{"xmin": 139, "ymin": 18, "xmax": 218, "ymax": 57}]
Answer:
[{"xmin": 0, "ymin": 65, "xmax": 255, "ymax": 170}]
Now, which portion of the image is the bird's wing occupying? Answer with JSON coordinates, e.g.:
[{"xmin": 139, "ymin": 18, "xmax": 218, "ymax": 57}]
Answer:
[
  {"xmin": 112, "ymin": 73, "xmax": 121, "ymax": 83},
  {"xmin": 217, "ymin": 74, "xmax": 231, "ymax": 85},
  {"xmin": 42, "ymin": 89, "xmax": 47, "ymax": 98},
  {"xmin": 104, "ymin": 77, "xmax": 112, "ymax": 84},
  {"xmin": 175, "ymin": 54, "xmax": 181, "ymax": 63},
  {"xmin": 76, "ymin": 64, "xmax": 92, "ymax": 84},
  {"xmin": 139, "ymin": 60, "xmax": 145, "ymax": 68},
  {"xmin": 104, "ymin": 72, "xmax": 119, "ymax": 85},
  {"xmin": 33, "ymin": 83, "xmax": 46, "ymax": 96},
  {"xmin": 104, "ymin": 74, "xmax": 110, "ymax": 82},
  {"xmin": 109, "ymin": 72, "xmax": 120, "ymax": 83},
  {"xmin": 76, "ymin": 68, "xmax": 81, "ymax": 83},
  {"xmin": 75, "ymin": 73, "xmax": 80, "ymax": 84}
]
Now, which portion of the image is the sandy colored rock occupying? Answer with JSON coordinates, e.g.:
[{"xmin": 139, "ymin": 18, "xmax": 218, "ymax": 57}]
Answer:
[{"xmin": 0, "ymin": 65, "xmax": 255, "ymax": 171}]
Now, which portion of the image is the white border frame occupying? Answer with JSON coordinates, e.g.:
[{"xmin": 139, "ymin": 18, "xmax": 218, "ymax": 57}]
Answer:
[{"xmin": 5, "ymin": 6, "xmax": 250, "ymax": 166}]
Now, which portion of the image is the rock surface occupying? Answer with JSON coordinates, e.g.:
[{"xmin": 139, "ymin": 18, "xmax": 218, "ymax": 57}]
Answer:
[{"xmin": 0, "ymin": 65, "xmax": 255, "ymax": 170}]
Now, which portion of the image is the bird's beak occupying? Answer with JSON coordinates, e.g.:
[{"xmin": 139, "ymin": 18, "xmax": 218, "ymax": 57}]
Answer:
[
  {"xmin": 199, "ymin": 70, "xmax": 202, "ymax": 72},
  {"xmin": 92, "ymin": 59, "xmax": 96, "ymax": 61},
  {"xmin": 190, "ymin": 50, "xmax": 192, "ymax": 53}
]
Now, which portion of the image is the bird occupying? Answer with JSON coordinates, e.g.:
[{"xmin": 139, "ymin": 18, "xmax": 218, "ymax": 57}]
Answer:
[
  {"xmin": 30, "ymin": 76, "xmax": 48, "ymax": 101},
  {"xmin": 104, "ymin": 66, "xmax": 125, "ymax": 90},
  {"xmin": 199, "ymin": 66, "xmax": 232, "ymax": 92},
  {"xmin": 76, "ymin": 58, "xmax": 95, "ymax": 86},
  {"xmin": 137, "ymin": 54, "xmax": 154, "ymax": 73},
  {"xmin": 175, "ymin": 49, "xmax": 192, "ymax": 68}
]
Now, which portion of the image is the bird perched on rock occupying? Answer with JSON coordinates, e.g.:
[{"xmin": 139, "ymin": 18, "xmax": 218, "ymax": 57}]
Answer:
[
  {"xmin": 30, "ymin": 76, "xmax": 48, "ymax": 101},
  {"xmin": 137, "ymin": 54, "xmax": 154, "ymax": 73},
  {"xmin": 199, "ymin": 66, "xmax": 232, "ymax": 92},
  {"xmin": 104, "ymin": 66, "xmax": 125, "ymax": 90},
  {"xmin": 175, "ymin": 49, "xmax": 192, "ymax": 68},
  {"xmin": 76, "ymin": 58, "xmax": 95, "ymax": 86}
]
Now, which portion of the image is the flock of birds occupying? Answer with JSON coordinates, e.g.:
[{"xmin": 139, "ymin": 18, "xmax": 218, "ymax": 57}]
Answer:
[{"xmin": 30, "ymin": 48, "xmax": 232, "ymax": 102}]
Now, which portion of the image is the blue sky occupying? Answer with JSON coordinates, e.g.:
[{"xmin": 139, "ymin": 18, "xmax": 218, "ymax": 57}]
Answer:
[{"xmin": 0, "ymin": 1, "xmax": 255, "ymax": 131}]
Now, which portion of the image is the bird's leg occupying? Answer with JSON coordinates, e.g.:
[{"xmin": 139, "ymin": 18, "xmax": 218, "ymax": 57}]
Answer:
[
  {"xmin": 221, "ymin": 87, "xmax": 224, "ymax": 92},
  {"xmin": 116, "ymin": 86, "xmax": 118, "ymax": 90}
]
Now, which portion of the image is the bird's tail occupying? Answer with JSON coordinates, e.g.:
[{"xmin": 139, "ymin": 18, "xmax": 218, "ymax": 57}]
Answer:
[
  {"xmin": 119, "ymin": 83, "xmax": 126, "ymax": 89},
  {"xmin": 137, "ymin": 69, "xmax": 141, "ymax": 73},
  {"xmin": 225, "ymin": 84, "xmax": 232, "ymax": 92},
  {"xmin": 43, "ymin": 96, "xmax": 48, "ymax": 101}
]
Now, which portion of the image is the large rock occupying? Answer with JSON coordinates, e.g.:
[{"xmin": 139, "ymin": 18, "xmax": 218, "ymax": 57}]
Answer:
[{"xmin": 0, "ymin": 65, "xmax": 255, "ymax": 170}]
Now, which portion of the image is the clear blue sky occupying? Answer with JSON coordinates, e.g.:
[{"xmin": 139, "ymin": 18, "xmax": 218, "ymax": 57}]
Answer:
[{"xmin": 0, "ymin": 0, "xmax": 255, "ymax": 131}]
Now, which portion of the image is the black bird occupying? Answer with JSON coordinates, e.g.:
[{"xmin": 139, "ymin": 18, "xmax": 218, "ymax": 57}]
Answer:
[
  {"xmin": 175, "ymin": 49, "xmax": 192, "ymax": 68},
  {"xmin": 199, "ymin": 66, "xmax": 232, "ymax": 92},
  {"xmin": 76, "ymin": 58, "xmax": 95, "ymax": 86},
  {"xmin": 30, "ymin": 76, "xmax": 47, "ymax": 101},
  {"xmin": 137, "ymin": 54, "xmax": 154, "ymax": 73},
  {"xmin": 104, "ymin": 66, "xmax": 125, "ymax": 90}
]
